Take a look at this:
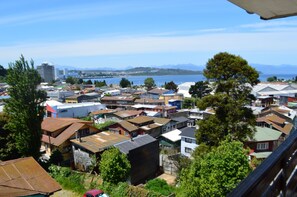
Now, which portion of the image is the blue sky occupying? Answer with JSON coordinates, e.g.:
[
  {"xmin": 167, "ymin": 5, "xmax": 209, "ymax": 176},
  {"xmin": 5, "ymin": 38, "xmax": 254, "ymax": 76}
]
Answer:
[{"xmin": 1, "ymin": 0, "xmax": 297, "ymax": 69}]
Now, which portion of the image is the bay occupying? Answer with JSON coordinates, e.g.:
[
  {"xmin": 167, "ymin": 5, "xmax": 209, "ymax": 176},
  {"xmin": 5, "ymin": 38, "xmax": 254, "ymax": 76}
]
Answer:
[{"xmin": 86, "ymin": 74, "xmax": 297, "ymax": 86}]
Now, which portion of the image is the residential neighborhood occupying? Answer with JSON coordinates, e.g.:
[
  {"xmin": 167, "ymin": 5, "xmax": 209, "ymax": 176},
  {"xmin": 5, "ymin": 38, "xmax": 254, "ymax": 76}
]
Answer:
[{"xmin": 1, "ymin": 1, "xmax": 297, "ymax": 196}]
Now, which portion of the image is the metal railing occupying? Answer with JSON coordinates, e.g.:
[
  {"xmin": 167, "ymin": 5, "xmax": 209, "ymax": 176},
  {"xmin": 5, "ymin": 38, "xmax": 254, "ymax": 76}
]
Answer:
[{"xmin": 228, "ymin": 129, "xmax": 297, "ymax": 196}]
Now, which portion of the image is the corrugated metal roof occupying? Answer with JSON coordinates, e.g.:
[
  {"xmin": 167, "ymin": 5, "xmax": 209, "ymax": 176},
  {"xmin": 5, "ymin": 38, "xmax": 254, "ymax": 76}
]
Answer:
[
  {"xmin": 128, "ymin": 116, "xmax": 154, "ymax": 124},
  {"xmin": 42, "ymin": 117, "xmax": 92, "ymax": 133},
  {"xmin": 171, "ymin": 116, "xmax": 189, "ymax": 123},
  {"xmin": 0, "ymin": 157, "xmax": 61, "ymax": 196},
  {"xmin": 71, "ymin": 132, "xmax": 130, "ymax": 153},
  {"xmin": 114, "ymin": 134, "xmax": 156, "ymax": 154},
  {"xmin": 118, "ymin": 120, "xmax": 139, "ymax": 132},
  {"xmin": 250, "ymin": 126, "xmax": 282, "ymax": 142}
]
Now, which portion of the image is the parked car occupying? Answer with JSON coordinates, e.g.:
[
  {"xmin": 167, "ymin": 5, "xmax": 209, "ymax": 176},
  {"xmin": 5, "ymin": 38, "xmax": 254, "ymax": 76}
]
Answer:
[{"xmin": 83, "ymin": 189, "xmax": 109, "ymax": 197}]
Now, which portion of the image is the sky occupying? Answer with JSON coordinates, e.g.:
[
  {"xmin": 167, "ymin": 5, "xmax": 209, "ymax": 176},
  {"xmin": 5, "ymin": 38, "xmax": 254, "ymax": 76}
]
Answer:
[{"xmin": 1, "ymin": 0, "xmax": 297, "ymax": 69}]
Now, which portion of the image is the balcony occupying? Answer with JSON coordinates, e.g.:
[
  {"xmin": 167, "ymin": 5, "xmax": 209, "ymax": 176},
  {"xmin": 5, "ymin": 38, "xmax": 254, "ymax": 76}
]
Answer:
[{"xmin": 228, "ymin": 129, "xmax": 297, "ymax": 196}]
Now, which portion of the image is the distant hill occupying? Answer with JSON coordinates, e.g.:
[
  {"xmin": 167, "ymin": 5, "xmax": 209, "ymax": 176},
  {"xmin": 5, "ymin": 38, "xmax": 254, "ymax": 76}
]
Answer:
[
  {"xmin": 251, "ymin": 64, "xmax": 297, "ymax": 75},
  {"xmin": 123, "ymin": 67, "xmax": 202, "ymax": 75}
]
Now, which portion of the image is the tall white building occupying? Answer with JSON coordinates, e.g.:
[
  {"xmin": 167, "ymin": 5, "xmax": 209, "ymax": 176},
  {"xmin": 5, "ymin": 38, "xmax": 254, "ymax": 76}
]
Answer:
[{"xmin": 37, "ymin": 62, "xmax": 55, "ymax": 83}]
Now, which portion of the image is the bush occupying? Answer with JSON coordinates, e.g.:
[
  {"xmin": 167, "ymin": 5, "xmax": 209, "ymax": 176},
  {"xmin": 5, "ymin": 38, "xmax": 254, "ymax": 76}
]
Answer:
[
  {"xmin": 145, "ymin": 178, "xmax": 174, "ymax": 196},
  {"xmin": 95, "ymin": 121, "xmax": 116, "ymax": 130}
]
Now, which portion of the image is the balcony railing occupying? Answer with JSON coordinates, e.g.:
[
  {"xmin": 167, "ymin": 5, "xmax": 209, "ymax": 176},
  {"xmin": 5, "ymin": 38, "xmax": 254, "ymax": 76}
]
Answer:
[{"xmin": 228, "ymin": 129, "xmax": 297, "ymax": 197}]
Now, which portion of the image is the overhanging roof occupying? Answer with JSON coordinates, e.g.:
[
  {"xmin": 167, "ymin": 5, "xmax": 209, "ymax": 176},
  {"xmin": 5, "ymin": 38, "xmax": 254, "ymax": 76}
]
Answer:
[{"xmin": 229, "ymin": 0, "xmax": 297, "ymax": 20}]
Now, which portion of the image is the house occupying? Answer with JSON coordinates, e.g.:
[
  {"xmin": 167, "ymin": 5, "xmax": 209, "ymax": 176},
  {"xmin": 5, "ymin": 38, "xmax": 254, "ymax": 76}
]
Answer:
[
  {"xmin": 245, "ymin": 126, "xmax": 283, "ymax": 159},
  {"xmin": 112, "ymin": 110, "xmax": 146, "ymax": 120},
  {"xmin": 154, "ymin": 117, "xmax": 175, "ymax": 133},
  {"xmin": 131, "ymin": 104, "xmax": 177, "ymax": 117},
  {"xmin": 65, "ymin": 92, "xmax": 100, "ymax": 103},
  {"xmin": 100, "ymin": 96, "xmax": 136, "ymax": 109},
  {"xmin": 45, "ymin": 102, "xmax": 106, "ymax": 118},
  {"xmin": 160, "ymin": 129, "xmax": 181, "ymax": 150},
  {"xmin": 160, "ymin": 93, "xmax": 184, "ymax": 105},
  {"xmin": 114, "ymin": 134, "xmax": 159, "ymax": 185},
  {"xmin": 252, "ymin": 82, "xmax": 297, "ymax": 98},
  {"xmin": 71, "ymin": 133, "xmax": 159, "ymax": 185},
  {"xmin": 180, "ymin": 127, "xmax": 198, "ymax": 157},
  {"xmin": 258, "ymin": 105, "xmax": 297, "ymax": 125},
  {"xmin": 168, "ymin": 99, "xmax": 183, "ymax": 110},
  {"xmin": 128, "ymin": 116, "xmax": 162, "ymax": 138},
  {"xmin": 279, "ymin": 96, "xmax": 297, "ymax": 107},
  {"xmin": 41, "ymin": 117, "xmax": 99, "ymax": 161},
  {"xmin": 71, "ymin": 132, "xmax": 130, "ymax": 171},
  {"xmin": 146, "ymin": 88, "xmax": 173, "ymax": 99},
  {"xmin": 256, "ymin": 114, "xmax": 293, "ymax": 137},
  {"xmin": 0, "ymin": 157, "xmax": 61, "ymax": 196},
  {"xmin": 134, "ymin": 98, "xmax": 165, "ymax": 105},
  {"xmin": 171, "ymin": 116, "xmax": 189, "ymax": 129},
  {"xmin": 254, "ymin": 96, "xmax": 274, "ymax": 107},
  {"xmin": 108, "ymin": 120, "xmax": 139, "ymax": 137},
  {"xmin": 90, "ymin": 109, "xmax": 118, "ymax": 124},
  {"xmin": 46, "ymin": 90, "xmax": 75, "ymax": 102}
]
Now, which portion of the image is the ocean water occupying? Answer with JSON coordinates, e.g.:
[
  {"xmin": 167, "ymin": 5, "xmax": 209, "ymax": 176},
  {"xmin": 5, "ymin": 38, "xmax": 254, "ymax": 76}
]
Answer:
[{"xmin": 86, "ymin": 74, "xmax": 297, "ymax": 86}]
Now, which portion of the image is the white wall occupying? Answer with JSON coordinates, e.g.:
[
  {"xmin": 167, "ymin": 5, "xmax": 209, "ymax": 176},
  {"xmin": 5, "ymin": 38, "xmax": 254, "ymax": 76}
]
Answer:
[{"xmin": 180, "ymin": 136, "xmax": 198, "ymax": 157}]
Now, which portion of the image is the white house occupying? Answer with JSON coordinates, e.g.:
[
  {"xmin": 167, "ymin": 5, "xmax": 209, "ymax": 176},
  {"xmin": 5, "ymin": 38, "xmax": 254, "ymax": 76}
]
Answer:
[{"xmin": 180, "ymin": 127, "xmax": 198, "ymax": 157}]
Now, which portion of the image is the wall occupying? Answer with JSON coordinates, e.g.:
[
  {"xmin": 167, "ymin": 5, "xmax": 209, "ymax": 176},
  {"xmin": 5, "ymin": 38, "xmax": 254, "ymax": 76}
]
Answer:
[{"xmin": 180, "ymin": 136, "xmax": 198, "ymax": 157}]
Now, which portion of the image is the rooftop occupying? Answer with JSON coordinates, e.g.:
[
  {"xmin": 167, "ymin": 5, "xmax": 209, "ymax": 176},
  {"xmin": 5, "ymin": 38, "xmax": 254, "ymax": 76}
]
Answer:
[
  {"xmin": 161, "ymin": 129, "xmax": 182, "ymax": 142},
  {"xmin": 180, "ymin": 127, "xmax": 196, "ymax": 139},
  {"xmin": 115, "ymin": 134, "xmax": 157, "ymax": 154},
  {"xmin": 0, "ymin": 157, "xmax": 61, "ymax": 196},
  {"xmin": 70, "ymin": 132, "xmax": 130, "ymax": 153},
  {"xmin": 249, "ymin": 126, "xmax": 282, "ymax": 142},
  {"xmin": 128, "ymin": 116, "xmax": 154, "ymax": 124}
]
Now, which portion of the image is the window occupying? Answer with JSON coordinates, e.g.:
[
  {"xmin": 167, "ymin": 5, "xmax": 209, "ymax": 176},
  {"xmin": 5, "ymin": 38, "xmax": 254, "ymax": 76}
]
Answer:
[
  {"xmin": 185, "ymin": 138, "xmax": 193, "ymax": 143},
  {"xmin": 185, "ymin": 147, "xmax": 192, "ymax": 153},
  {"xmin": 257, "ymin": 142, "xmax": 269, "ymax": 150}
]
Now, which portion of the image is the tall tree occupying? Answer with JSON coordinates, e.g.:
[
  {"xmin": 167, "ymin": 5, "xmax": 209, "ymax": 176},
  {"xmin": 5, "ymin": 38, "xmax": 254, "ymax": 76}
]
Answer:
[
  {"xmin": 99, "ymin": 147, "xmax": 131, "ymax": 184},
  {"xmin": 197, "ymin": 52, "xmax": 259, "ymax": 146},
  {"xmin": 189, "ymin": 81, "xmax": 211, "ymax": 99},
  {"xmin": 0, "ymin": 113, "xmax": 20, "ymax": 161},
  {"xmin": 178, "ymin": 139, "xmax": 251, "ymax": 197},
  {"xmin": 144, "ymin": 77, "xmax": 156, "ymax": 90},
  {"xmin": 4, "ymin": 55, "xmax": 47, "ymax": 160},
  {"xmin": 120, "ymin": 78, "xmax": 131, "ymax": 88},
  {"xmin": 164, "ymin": 81, "xmax": 178, "ymax": 92}
]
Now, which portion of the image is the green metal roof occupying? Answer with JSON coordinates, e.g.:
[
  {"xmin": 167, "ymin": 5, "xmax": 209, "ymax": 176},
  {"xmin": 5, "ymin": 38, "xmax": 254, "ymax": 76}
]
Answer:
[
  {"xmin": 250, "ymin": 151, "xmax": 272, "ymax": 159},
  {"xmin": 251, "ymin": 126, "xmax": 282, "ymax": 142}
]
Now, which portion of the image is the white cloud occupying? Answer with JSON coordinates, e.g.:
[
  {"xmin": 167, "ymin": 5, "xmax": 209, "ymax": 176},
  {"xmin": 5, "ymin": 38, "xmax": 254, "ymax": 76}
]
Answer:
[{"xmin": 1, "ymin": 30, "xmax": 297, "ymax": 61}]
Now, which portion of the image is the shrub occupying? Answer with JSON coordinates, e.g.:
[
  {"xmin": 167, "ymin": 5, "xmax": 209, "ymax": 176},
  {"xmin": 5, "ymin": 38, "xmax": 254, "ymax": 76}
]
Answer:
[{"xmin": 145, "ymin": 178, "xmax": 174, "ymax": 196}]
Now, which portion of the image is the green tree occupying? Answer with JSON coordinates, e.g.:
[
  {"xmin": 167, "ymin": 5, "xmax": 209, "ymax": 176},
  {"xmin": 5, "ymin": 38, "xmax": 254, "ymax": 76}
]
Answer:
[
  {"xmin": 182, "ymin": 97, "xmax": 197, "ymax": 109},
  {"xmin": 66, "ymin": 76, "xmax": 76, "ymax": 84},
  {"xmin": 86, "ymin": 79, "xmax": 93, "ymax": 84},
  {"xmin": 0, "ymin": 65, "xmax": 7, "ymax": 77},
  {"xmin": 144, "ymin": 77, "xmax": 156, "ymax": 90},
  {"xmin": 99, "ymin": 147, "xmax": 131, "ymax": 184},
  {"xmin": 165, "ymin": 81, "xmax": 178, "ymax": 92},
  {"xmin": 77, "ymin": 78, "xmax": 84, "ymax": 84},
  {"xmin": 4, "ymin": 55, "xmax": 47, "ymax": 160},
  {"xmin": 197, "ymin": 52, "xmax": 259, "ymax": 146},
  {"xmin": 94, "ymin": 80, "xmax": 107, "ymax": 87},
  {"xmin": 0, "ymin": 113, "xmax": 20, "ymax": 161},
  {"xmin": 267, "ymin": 76, "xmax": 277, "ymax": 82},
  {"xmin": 120, "ymin": 78, "xmax": 131, "ymax": 88},
  {"xmin": 189, "ymin": 81, "xmax": 211, "ymax": 99},
  {"xmin": 178, "ymin": 139, "xmax": 251, "ymax": 197}
]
